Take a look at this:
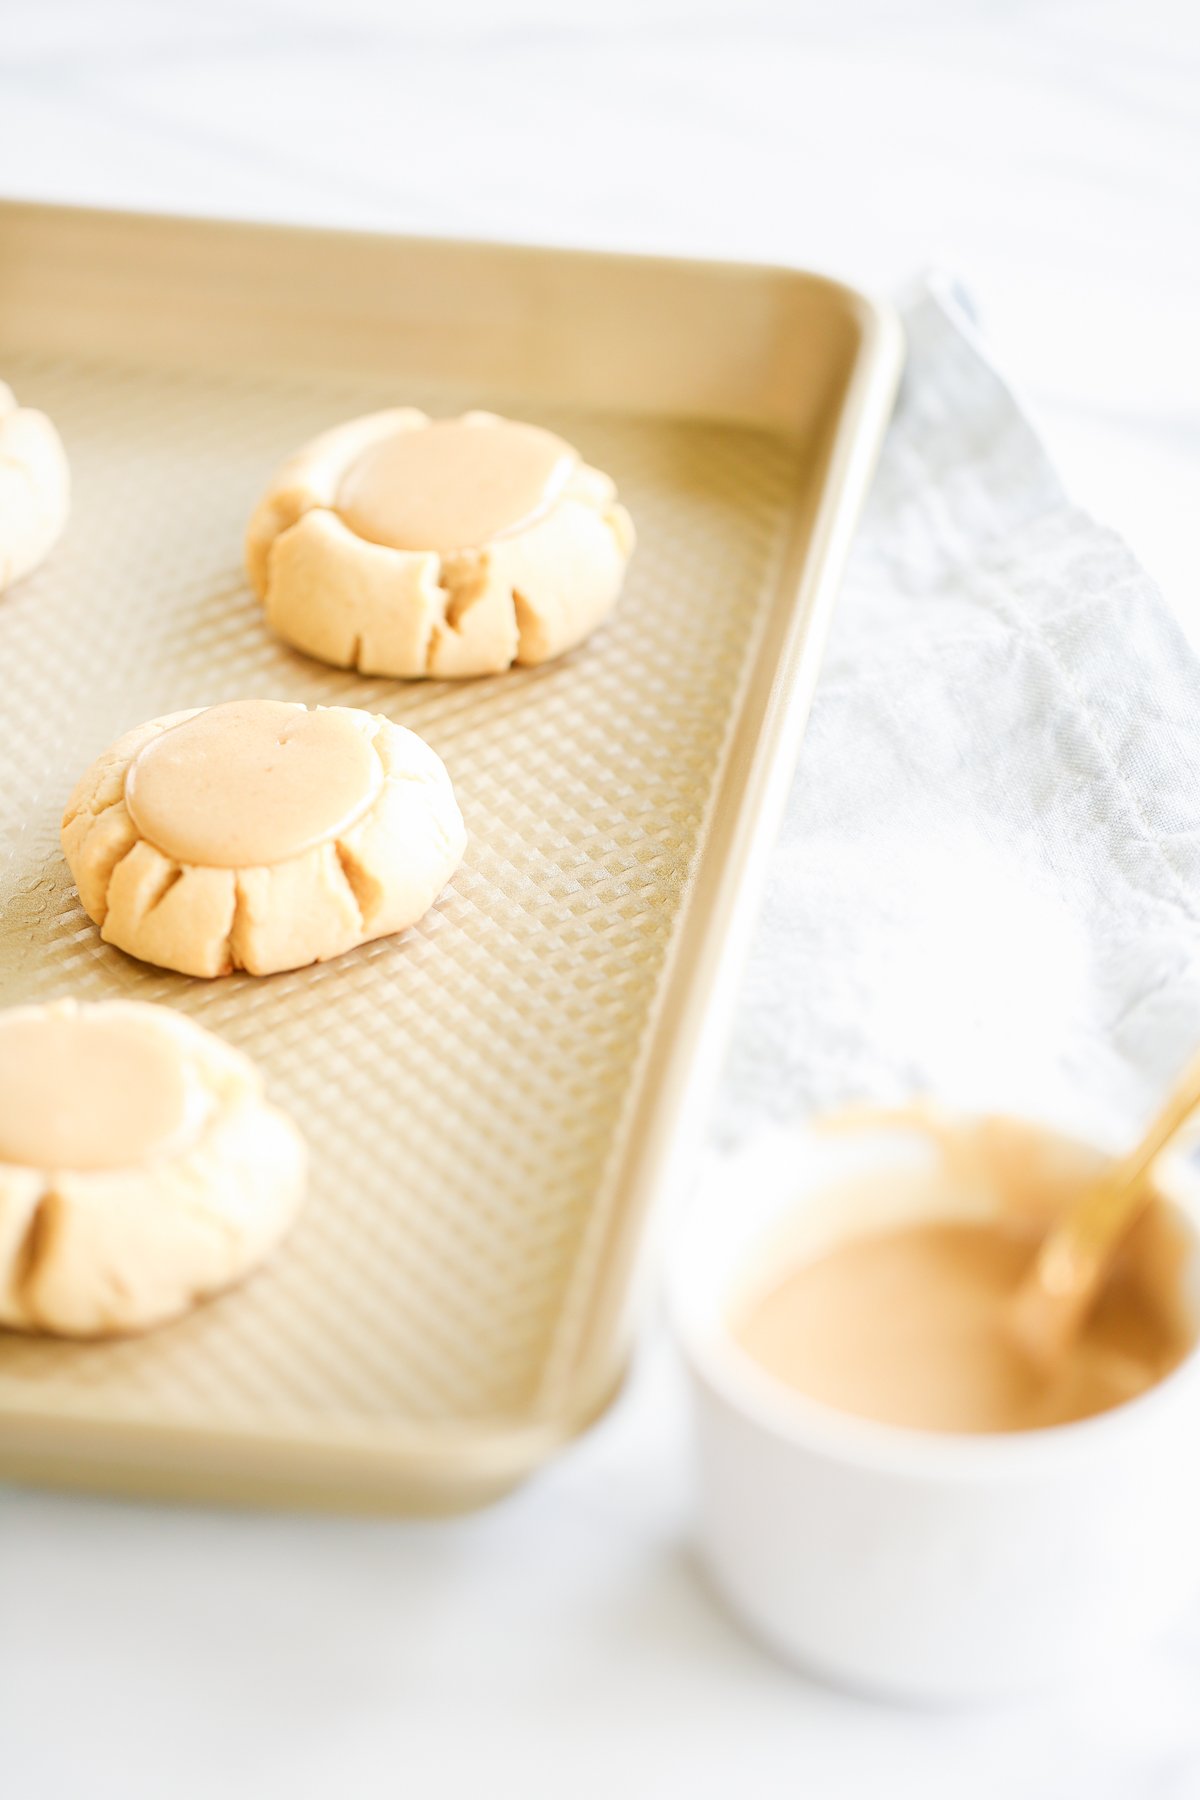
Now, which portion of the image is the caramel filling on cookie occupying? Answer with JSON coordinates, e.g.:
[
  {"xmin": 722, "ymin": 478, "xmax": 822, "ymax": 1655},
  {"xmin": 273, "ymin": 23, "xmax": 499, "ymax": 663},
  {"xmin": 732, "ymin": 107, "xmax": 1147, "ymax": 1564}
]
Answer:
[
  {"xmin": 336, "ymin": 416, "xmax": 578, "ymax": 554},
  {"xmin": 125, "ymin": 700, "xmax": 383, "ymax": 869},
  {"xmin": 0, "ymin": 1010, "xmax": 202, "ymax": 1172}
]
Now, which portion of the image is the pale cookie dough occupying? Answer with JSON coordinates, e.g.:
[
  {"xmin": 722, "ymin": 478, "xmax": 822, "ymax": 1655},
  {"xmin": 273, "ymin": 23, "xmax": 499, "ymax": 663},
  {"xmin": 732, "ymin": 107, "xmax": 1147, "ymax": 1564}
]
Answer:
[
  {"xmin": 0, "ymin": 999, "xmax": 306, "ymax": 1337},
  {"xmin": 246, "ymin": 409, "xmax": 635, "ymax": 678},
  {"xmin": 62, "ymin": 699, "xmax": 467, "ymax": 978},
  {"xmin": 0, "ymin": 380, "xmax": 70, "ymax": 592}
]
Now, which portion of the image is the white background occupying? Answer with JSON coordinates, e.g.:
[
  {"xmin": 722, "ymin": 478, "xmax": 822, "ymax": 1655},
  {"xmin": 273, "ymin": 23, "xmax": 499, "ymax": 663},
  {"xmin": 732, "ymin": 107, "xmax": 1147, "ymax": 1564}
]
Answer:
[{"xmin": 3, "ymin": 4, "xmax": 1200, "ymax": 1795}]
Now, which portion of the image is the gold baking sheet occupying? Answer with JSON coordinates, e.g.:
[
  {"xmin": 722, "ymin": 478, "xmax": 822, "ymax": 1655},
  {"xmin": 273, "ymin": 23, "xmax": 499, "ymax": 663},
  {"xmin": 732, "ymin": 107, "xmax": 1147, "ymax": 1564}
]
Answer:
[{"xmin": 0, "ymin": 204, "xmax": 902, "ymax": 1510}]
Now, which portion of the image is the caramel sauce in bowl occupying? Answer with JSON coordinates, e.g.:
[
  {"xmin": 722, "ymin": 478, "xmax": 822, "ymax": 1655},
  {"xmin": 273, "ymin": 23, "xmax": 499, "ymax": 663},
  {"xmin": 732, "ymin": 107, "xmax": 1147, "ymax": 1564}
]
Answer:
[{"xmin": 667, "ymin": 1110, "xmax": 1200, "ymax": 1700}]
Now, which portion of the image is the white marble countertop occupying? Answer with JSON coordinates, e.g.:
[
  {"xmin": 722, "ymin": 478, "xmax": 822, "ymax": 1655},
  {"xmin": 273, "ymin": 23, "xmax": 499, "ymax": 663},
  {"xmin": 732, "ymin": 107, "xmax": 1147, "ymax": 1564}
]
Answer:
[{"xmin": 3, "ymin": 4, "xmax": 1200, "ymax": 1795}]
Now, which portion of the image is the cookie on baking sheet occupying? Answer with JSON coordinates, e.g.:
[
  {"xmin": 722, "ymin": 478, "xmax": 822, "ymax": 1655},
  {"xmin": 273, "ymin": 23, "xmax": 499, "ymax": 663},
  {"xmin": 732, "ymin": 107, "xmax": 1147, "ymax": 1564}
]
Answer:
[
  {"xmin": 245, "ymin": 409, "xmax": 635, "ymax": 678},
  {"xmin": 62, "ymin": 699, "xmax": 466, "ymax": 978},
  {"xmin": 0, "ymin": 381, "xmax": 70, "ymax": 592},
  {"xmin": 0, "ymin": 999, "xmax": 305, "ymax": 1338}
]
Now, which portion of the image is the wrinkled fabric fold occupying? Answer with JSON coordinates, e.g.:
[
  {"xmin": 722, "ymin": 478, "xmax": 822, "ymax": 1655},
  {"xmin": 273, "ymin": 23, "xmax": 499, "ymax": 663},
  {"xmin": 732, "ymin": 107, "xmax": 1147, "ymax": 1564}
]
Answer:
[{"xmin": 717, "ymin": 278, "xmax": 1200, "ymax": 1149}]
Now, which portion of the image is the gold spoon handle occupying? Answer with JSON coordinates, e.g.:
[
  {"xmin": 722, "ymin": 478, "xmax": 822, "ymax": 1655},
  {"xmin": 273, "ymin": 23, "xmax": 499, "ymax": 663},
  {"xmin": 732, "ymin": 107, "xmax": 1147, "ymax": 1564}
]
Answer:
[{"xmin": 1012, "ymin": 1048, "xmax": 1200, "ymax": 1365}]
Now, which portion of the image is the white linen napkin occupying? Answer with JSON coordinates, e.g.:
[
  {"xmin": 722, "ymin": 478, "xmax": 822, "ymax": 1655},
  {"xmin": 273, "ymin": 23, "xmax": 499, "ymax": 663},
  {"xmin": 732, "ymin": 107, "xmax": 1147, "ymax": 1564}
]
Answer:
[{"xmin": 716, "ymin": 276, "xmax": 1200, "ymax": 1151}]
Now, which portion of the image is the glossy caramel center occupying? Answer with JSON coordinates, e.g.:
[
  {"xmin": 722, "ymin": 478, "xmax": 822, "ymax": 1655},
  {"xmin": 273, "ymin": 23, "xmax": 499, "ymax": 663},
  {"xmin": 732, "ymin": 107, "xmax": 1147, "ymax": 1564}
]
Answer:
[
  {"xmin": 337, "ymin": 416, "xmax": 577, "ymax": 554},
  {"xmin": 125, "ymin": 700, "xmax": 382, "ymax": 869},
  {"xmin": 0, "ymin": 1008, "xmax": 203, "ymax": 1172}
]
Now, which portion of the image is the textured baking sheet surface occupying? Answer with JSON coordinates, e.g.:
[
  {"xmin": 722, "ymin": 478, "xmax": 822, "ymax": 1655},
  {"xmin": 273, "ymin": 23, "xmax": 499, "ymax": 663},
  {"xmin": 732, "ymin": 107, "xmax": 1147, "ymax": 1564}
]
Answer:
[{"xmin": 0, "ymin": 349, "xmax": 800, "ymax": 1438}]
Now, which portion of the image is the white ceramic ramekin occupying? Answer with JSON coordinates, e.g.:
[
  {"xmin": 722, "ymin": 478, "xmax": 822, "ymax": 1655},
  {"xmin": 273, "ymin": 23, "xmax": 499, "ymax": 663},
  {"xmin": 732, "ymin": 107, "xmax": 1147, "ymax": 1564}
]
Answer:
[{"xmin": 667, "ymin": 1117, "xmax": 1200, "ymax": 1701}]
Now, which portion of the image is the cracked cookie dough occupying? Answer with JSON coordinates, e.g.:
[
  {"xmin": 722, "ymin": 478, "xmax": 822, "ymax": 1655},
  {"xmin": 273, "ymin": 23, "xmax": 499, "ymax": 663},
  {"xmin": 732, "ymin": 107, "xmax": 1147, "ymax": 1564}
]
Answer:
[
  {"xmin": 0, "ymin": 999, "xmax": 306, "ymax": 1337},
  {"xmin": 246, "ymin": 410, "xmax": 634, "ymax": 677},
  {"xmin": 62, "ymin": 699, "xmax": 467, "ymax": 978},
  {"xmin": 0, "ymin": 381, "xmax": 70, "ymax": 592}
]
